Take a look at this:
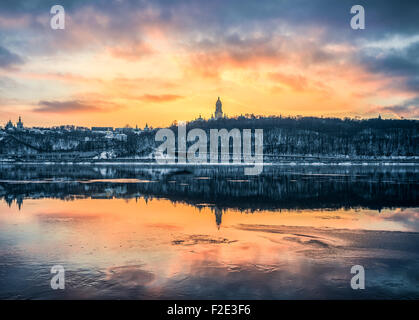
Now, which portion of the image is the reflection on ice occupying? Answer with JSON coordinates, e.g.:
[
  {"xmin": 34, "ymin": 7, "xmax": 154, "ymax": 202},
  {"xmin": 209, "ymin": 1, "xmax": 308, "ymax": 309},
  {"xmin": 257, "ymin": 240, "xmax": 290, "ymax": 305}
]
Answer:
[{"xmin": 0, "ymin": 163, "xmax": 418, "ymax": 299}]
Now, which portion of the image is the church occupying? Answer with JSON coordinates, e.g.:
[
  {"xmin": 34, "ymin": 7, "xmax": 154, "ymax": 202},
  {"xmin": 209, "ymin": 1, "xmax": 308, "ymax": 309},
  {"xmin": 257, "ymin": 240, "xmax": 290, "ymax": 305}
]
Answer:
[
  {"xmin": 193, "ymin": 97, "xmax": 226, "ymax": 122},
  {"xmin": 212, "ymin": 97, "xmax": 224, "ymax": 120},
  {"xmin": 4, "ymin": 116, "xmax": 24, "ymax": 130}
]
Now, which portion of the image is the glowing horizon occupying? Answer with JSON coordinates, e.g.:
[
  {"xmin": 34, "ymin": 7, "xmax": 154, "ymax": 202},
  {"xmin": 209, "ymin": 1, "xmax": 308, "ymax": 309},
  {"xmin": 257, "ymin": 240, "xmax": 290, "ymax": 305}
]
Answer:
[{"xmin": 1, "ymin": 1, "xmax": 418, "ymax": 128}]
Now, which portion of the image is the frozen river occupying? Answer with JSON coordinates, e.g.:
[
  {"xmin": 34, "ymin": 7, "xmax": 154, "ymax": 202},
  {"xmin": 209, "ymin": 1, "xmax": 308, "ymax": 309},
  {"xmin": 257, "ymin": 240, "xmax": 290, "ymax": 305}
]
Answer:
[{"xmin": 0, "ymin": 164, "xmax": 418, "ymax": 299}]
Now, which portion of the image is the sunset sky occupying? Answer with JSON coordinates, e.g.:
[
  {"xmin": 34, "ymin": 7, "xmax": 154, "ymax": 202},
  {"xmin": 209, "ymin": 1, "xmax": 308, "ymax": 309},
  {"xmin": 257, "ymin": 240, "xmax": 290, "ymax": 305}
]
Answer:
[{"xmin": 0, "ymin": 0, "xmax": 418, "ymax": 128}]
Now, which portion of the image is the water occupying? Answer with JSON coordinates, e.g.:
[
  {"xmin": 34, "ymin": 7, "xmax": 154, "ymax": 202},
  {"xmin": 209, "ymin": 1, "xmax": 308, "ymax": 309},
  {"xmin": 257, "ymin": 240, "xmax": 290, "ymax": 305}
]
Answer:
[{"xmin": 0, "ymin": 164, "xmax": 418, "ymax": 299}]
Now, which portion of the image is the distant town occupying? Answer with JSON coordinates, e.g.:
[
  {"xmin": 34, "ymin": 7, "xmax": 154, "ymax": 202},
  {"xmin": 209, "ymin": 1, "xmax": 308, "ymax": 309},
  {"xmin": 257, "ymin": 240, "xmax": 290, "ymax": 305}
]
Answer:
[
  {"xmin": 0, "ymin": 97, "xmax": 418, "ymax": 162},
  {"xmin": 3, "ymin": 115, "xmax": 151, "ymax": 137},
  {"xmin": 1, "ymin": 97, "xmax": 228, "ymax": 135}
]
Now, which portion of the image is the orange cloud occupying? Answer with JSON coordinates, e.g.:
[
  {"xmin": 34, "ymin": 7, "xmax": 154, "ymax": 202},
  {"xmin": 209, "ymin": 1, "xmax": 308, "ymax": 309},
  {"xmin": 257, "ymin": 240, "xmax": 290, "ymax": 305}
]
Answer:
[
  {"xmin": 34, "ymin": 99, "xmax": 121, "ymax": 114},
  {"xmin": 186, "ymin": 48, "xmax": 286, "ymax": 79},
  {"xmin": 138, "ymin": 94, "xmax": 184, "ymax": 103},
  {"xmin": 108, "ymin": 42, "xmax": 154, "ymax": 61},
  {"xmin": 268, "ymin": 72, "xmax": 309, "ymax": 91}
]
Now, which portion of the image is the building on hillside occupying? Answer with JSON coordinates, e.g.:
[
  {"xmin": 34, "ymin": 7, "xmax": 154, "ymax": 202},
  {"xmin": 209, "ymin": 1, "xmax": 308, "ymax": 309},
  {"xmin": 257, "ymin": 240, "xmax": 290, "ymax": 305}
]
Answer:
[
  {"xmin": 5, "ymin": 120, "xmax": 14, "ymax": 130},
  {"xmin": 214, "ymin": 97, "xmax": 223, "ymax": 119},
  {"xmin": 92, "ymin": 127, "xmax": 114, "ymax": 132},
  {"xmin": 115, "ymin": 127, "xmax": 134, "ymax": 134},
  {"xmin": 4, "ymin": 116, "xmax": 24, "ymax": 131},
  {"xmin": 16, "ymin": 116, "xmax": 24, "ymax": 130}
]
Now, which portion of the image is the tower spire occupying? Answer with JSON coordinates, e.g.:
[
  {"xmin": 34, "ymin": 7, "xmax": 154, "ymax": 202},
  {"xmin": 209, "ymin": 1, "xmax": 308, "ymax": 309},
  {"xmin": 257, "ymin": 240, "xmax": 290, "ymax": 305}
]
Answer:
[{"xmin": 214, "ymin": 97, "xmax": 223, "ymax": 119}]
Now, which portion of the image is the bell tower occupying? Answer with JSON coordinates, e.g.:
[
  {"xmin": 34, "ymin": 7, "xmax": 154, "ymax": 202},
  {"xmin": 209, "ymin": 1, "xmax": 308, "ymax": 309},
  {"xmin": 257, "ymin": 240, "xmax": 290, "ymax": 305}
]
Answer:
[
  {"xmin": 17, "ymin": 116, "xmax": 24, "ymax": 130},
  {"xmin": 214, "ymin": 97, "xmax": 223, "ymax": 119}
]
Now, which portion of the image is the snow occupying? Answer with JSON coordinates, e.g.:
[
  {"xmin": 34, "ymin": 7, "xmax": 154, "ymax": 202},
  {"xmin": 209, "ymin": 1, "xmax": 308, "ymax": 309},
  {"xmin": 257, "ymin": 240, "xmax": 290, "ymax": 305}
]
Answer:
[{"xmin": 94, "ymin": 151, "xmax": 117, "ymax": 160}]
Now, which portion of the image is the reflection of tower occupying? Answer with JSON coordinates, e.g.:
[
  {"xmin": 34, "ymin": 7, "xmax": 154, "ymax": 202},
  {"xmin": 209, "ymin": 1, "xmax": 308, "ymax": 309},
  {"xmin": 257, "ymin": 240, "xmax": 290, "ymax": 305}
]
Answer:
[
  {"xmin": 214, "ymin": 97, "xmax": 223, "ymax": 119},
  {"xmin": 6, "ymin": 197, "xmax": 13, "ymax": 207},
  {"xmin": 214, "ymin": 207, "xmax": 223, "ymax": 229},
  {"xmin": 16, "ymin": 196, "xmax": 23, "ymax": 210}
]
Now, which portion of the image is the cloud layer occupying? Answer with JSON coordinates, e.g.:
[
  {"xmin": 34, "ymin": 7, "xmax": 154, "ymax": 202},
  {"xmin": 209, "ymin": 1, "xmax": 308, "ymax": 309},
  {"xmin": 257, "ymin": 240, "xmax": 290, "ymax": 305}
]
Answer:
[
  {"xmin": 0, "ymin": 46, "xmax": 23, "ymax": 69},
  {"xmin": 0, "ymin": 0, "xmax": 418, "ymax": 125}
]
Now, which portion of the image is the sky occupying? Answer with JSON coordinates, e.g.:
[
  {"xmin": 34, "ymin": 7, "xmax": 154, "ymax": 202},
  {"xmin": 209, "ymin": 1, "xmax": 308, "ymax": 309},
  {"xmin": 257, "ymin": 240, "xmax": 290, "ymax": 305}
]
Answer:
[{"xmin": 0, "ymin": 0, "xmax": 418, "ymax": 128}]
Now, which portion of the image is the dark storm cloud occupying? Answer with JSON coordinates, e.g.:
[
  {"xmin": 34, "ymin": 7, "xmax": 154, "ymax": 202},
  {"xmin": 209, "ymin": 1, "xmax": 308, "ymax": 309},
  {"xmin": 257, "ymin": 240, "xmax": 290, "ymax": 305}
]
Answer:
[
  {"xmin": 0, "ymin": 0, "xmax": 94, "ymax": 14},
  {"xmin": 1, "ymin": 1, "xmax": 418, "ymax": 73},
  {"xmin": 405, "ymin": 78, "xmax": 419, "ymax": 92},
  {"xmin": 385, "ymin": 104, "xmax": 418, "ymax": 115},
  {"xmin": 376, "ymin": 96, "xmax": 419, "ymax": 118},
  {"xmin": 1, "ymin": 0, "xmax": 418, "ymax": 35},
  {"xmin": 134, "ymin": 0, "xmax": 419, "ymax": 40},
  {"xmin": 1, "ymin": 1, "xmax": 418, "ymax": 50},
  {"xmin": 359, "ymin": 41, "xmax": 419, "ymax": 94},
  {"xmin": 362, "ymin": 41, "xmax": 419, "ymax": 77},
  {"xmin": 0, "ymin": 46, "xmax": 24, "ymax": 69}
]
